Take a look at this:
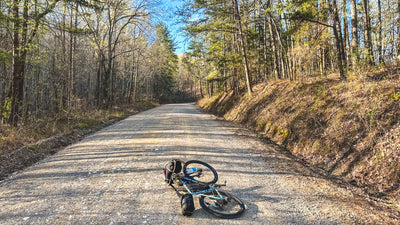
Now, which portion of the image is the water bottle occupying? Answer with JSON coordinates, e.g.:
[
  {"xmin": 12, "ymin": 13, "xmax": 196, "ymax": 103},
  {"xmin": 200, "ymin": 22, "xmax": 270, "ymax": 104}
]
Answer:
[{"xmin": 186, "ymin": 167, "xmax": 197, "ymax": 174}]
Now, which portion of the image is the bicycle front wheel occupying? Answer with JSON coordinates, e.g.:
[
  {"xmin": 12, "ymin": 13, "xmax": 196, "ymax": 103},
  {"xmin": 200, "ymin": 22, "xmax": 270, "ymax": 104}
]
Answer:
[
  {"xmin": 199, "ymin": 190, "xmax": 245, "ymax": 219},
  {"xmin": 183, "ymin": 160, "xmax": 218, "ymax": 185}
]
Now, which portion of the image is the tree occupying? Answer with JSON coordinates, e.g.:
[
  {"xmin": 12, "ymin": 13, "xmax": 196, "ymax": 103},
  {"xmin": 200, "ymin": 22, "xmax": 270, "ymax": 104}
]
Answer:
[
  {"xmin": 150, "ymin": 23, "xmax": 178, "ymax": 103},
  {"xmin": 397, "ymin": 0, "xmax": 400, "ymax": 56},
  {"xmin": 0, "ymin": 0, "xmax": 179, "ymax": 126},
  {"xmin": 377, "ymin": 0, "xmax": 383, "ymax": 63},
  {"xmin": 7, "ymin": 0, "xmax": 61, "ymax": 126},
  {"xmin": 181, "ymin": 0, "xmax": 253, "ymax": 95},
  {"xmin": 81, "ymin": 0, "xmax": 150, "ymax": 108},
  {"xmin": 178, "ymin": 0, "xmax": 400, "ymax": 92},
  {"xmin": 232, "ymin": 0, "xmax": 252, "ymax": 94},
  {"xmin": 265, "ymin": 0, "xmax": 281, "ymax": 80},
  {"xmin": 186, "ymin": 39, "xmax": 207, "ymax": 98},
  {"xmin": 331, "ymin": 0, "xmax": 347, "ymax": 80},
  {"xmin": 350, "ymin": 0, "xmax": 359, "ymax": 66},
  {"xmin": 362, "ymin": 0, "xmax": 374, "ymax": 65},
  {"xmin": 289, "ymin": 0, "xmax": 347, "ymax": 79}
]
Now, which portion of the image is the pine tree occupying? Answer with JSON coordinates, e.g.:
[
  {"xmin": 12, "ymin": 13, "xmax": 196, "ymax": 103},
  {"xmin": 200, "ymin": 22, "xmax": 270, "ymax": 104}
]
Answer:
[{"xmin": 151, "ymin": 23, "xmax": 178, "ymax": 103}]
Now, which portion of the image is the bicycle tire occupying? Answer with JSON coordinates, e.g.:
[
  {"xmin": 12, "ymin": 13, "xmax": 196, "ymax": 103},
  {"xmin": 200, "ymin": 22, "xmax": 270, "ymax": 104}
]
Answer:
[
  {"xmin": 199, "ymin": 190, "xmax": 245, "ymax": 219},
  {"xmin": 183, "ymin": 160, "xmax": 218, "ymax": 185}
]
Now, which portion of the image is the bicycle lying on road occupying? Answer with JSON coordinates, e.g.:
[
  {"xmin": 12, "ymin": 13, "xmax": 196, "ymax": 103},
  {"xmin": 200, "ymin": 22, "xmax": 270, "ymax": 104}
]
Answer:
[{"xmin": 163, "ymin": 159, "xmax": 245, "ymax": 219}]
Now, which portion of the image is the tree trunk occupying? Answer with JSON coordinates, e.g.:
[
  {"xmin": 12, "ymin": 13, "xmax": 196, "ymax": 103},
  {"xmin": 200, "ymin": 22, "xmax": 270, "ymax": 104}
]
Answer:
[
  {"xmin": 398, "ymin": 0, "xmax": 400, "ymax": 56},
  {"xmin": 362, "ymin": 0, "xmax": 374, "ymax": 65},
  {"xmin": 350, "ymin": 0, "xmax": 359, "ymax": 66},
  {"xmin": 68, "ymin": 6, "xmax": 74, "ymax": 109},
  {"xmin": 21, "ymin": 0, "xmax": 29, "ymax": 122},
  {"xmin": 332, "ymin": 0, "xmax": 346, "ymax": 80},
  {"xmin": 232, "ymin": 32, "xmax": 239, "ymax": 95},
  {"xmin": 133, "ymin": 57, "xmax": 139, "ymax": 102},
  {"xmin": 377, "ymin": 0, "xmax": 383, "ymax": 63},
  {"xmin": 96, "ymin": 57, "xmax": 104, "ymax": 107},
  {"xmin": 68, "ymin": 5, "xmax": 78, "ymax": 109},
  {"xmin": 223, "ymin": 34, "xmax": 228, "ymax": 92},
  {"xmin": 199, "ymin": 71, "xmax": 204, "ymax": 98},
  {"xmin": 103, "ymin": 54, "xmax": 112, "ymax": 108},
  {"xmin": 129, "ymin": 52, "xmax": 135, "ymax": 104},
  {"xmin": 232, "ymin": 0, "xmax": 252, "ymax": 94},
  {"xmin": 342, "ymin": 0, "xmax": 349, "ymax": 64},
  {"xmin": 263, "ymin": 15, "xmax": 269, "ymax": 81},
  {"xmin": 110, "ymin": 59, "xmax": 116, "ymax": 107},
  {"xmin": 8, "ymin": 0, "xmax": 24, "ymax": 126},
  {"xmin": 61, "ymin": 5, "xmax": 67, "ymax": 112},
  {"xmin": 267, "ymin": 11, "xmax": 280, "ymax": 80}
]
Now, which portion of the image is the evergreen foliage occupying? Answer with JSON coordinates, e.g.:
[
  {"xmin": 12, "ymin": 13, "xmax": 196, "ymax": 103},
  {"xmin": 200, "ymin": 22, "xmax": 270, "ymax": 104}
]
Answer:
[
  {"xmin": 180, "ymin": 0, "xmax": 400, "ymax": 95},
  {"xmin": 151, "ymin": 23, "xmax": 178, "ymax": 103}
]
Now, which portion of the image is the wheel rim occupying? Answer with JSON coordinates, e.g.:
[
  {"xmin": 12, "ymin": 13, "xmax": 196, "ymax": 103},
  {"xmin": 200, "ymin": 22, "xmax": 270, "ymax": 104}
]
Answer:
[
  {"xmin": 201, "ymin": 191, "xmax": 244, "ymax": 217},
  {"xmin": 184, "ymin": 162, "xmax": 217, "ymax": 184}
]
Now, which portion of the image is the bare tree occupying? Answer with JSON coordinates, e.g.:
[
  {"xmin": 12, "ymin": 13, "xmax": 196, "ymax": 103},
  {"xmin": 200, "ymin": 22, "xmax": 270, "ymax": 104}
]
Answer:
[
  {"xmin": 232, "ymin": 0, "xmax": 252, "ymax": 94},
  {"xmin": 362, "ymin": 0, "xmax": 374, "ymax": 65},
  {"xmin": 81, "ymin": 0, "xmax": 150, "ymax": 108},
  {"xmin": 350, "ymin": 0, "xmax": 359, "ymax": 66}
]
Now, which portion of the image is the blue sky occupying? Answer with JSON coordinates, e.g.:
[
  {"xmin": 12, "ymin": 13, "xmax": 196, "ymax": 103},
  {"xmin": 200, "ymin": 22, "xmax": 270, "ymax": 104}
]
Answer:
[{"xmin": 156, "ymin": 0, "xmax": 189, "ymax": 54}]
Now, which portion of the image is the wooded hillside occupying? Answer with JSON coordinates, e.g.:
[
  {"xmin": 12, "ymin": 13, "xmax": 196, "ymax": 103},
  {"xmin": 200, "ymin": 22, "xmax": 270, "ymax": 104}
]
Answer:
[
  {"xmin": 199, "ymin": 74, "xmax": 400, "ymax": 198},
  {"xmin": 179, "ymin": 0, "xmax": 400, "ymax": 94},
  {"xmin": 180, "ymin": 0, "xmax": 400, "ymax": 202}
]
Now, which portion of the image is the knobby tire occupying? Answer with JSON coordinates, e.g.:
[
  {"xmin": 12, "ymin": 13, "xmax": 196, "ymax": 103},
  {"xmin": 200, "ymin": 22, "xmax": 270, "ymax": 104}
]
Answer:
[
  {"xmin": 183, "ymin": 160, "xmax": 218, "ymax": 185},
  {"xmin": 199, "ymin": 190, "xmax": 245, "ymax": 219}
]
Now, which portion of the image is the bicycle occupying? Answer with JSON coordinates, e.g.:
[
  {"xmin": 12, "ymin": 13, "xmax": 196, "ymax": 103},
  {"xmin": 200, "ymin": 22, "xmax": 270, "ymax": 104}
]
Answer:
[{"xmin": 163, "ymin": 159, "xmax": 245, "ymax": 219}]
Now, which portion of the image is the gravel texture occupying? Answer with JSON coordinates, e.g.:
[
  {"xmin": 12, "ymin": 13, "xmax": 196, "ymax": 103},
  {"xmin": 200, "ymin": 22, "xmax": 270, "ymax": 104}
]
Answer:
[{"xmin": 0, "ymin": 103, "xmax": 398, "ymax": 224}]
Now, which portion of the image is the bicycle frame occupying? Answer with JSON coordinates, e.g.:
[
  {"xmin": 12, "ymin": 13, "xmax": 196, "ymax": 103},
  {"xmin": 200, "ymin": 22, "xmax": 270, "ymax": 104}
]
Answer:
[
  {"xmin": 177, "ymin": 175, "xmax": 226, "ymax": 208},
  {"xmin": 165, "ymin": 160, "xmax": 245, "ymax": 218}
]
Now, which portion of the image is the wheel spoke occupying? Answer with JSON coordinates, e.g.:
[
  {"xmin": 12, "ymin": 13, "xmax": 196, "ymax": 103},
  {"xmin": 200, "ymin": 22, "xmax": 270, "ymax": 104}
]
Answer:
[
  {"xmin": 183, "ymin": 160, "xmax": 218, "ymax": 185},
  {"xmin": 199, "ymin": 190, "xmax": 245, "ymax": 219}
]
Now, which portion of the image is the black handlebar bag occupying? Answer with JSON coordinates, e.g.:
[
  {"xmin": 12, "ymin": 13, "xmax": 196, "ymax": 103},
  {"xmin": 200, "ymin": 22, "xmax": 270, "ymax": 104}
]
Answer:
[{"xmin": 163, "ymin": 159, "xmax": 182, "ymax": 185}]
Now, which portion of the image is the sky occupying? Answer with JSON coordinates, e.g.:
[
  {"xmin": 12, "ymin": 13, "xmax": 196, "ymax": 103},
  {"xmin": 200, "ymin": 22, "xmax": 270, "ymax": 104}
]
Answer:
[{"xmin": 156, "ymin": 1, "xmax": 189, "ymax": 54}]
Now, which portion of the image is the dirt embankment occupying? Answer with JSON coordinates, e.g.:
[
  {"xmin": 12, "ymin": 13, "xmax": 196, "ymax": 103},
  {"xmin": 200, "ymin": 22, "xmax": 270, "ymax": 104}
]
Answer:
[
  {"xmin": 198, "ymin": 73, "xmax": 400, "ymax": 200},
  {"xmin": 0, "ymin": 120, "xmax": 113, "ymax": 181}
]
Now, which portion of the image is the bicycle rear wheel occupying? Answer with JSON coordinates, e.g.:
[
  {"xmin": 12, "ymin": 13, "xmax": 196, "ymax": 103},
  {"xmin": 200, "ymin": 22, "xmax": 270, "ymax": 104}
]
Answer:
[
  {"xmin": 199, "ymin": 190, "xmax": 245, "ymax": 219},
  {"xmin": 183, "ymin": 160, "xmax": 218, "ymax": 185}
]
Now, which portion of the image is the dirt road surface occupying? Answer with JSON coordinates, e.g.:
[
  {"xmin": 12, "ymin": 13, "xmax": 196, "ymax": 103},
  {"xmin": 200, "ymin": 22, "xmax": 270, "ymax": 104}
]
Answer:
[{"xmin": 0, "ymin": 103, "xmax": 398, "ymax": 224}]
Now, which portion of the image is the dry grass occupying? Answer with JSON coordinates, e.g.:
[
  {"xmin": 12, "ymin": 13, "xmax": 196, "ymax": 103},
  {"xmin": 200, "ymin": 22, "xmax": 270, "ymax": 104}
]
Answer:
[
  {"xmin": 199, "ymin": 66, "xmax": 400, "ymax": 198},
  {"xmin": 0, "ymin": 102, "xmax": 157, "ymax": 155}
]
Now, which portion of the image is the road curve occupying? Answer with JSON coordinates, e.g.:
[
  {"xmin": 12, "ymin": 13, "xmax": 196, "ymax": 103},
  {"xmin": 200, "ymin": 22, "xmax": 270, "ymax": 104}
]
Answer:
[{"xmin": 0, "ymin": 103, "xmax": 396, "ymax": 224}]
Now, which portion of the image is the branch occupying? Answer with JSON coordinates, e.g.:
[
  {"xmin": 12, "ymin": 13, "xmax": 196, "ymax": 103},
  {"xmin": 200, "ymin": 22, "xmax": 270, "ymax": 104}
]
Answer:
[
  {"xmin": 27, "ymin": 0, "xmax": 61, "ymax": 45},
  {"xmin": 301, "ymin": 17, "xmax": 333, "ymax": 28},
  {"xmin": 289, "ymin": 11, "xmax": 333, "ymax": 28},
  {"xmin": 112, "ymin": 47, "xmax": 140, "ymax": 59}
]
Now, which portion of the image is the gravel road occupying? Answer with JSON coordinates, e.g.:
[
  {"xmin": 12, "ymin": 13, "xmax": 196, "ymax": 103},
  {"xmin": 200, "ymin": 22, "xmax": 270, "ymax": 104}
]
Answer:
[{"xmin": 0, "ymin": 103, "xmax": 398, "ymax": 224}]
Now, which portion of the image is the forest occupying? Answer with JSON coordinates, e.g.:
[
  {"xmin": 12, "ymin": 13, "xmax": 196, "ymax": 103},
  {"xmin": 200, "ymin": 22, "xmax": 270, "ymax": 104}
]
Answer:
[
  {"xmin": 0, "ymin": 0, "xmax": 200, "ymax": 153},
  {"xmin": 0, "ymin": 0, "xmax": 198, "ymax": 128},
  {"xmin": 181, "ymin": 0, "xmax": 400, "ymax": 197},
  {"xmin": 1, "ymin": 0, "xmax": 400, "ymax": 186},
  {"xmin": 178, "ymin": 0, "xmax": 400, "ymax": 96},
  {"xmin": 1, "ymin": 0, "xmax": 399, "ymax": 127}
]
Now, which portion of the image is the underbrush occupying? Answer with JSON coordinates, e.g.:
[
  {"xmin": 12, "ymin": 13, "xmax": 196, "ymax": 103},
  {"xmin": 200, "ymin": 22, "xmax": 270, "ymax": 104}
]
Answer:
[
  {"xmin": 199, "ymin": 67, "xmax": 400, "ymax": 198},
  {"xmin": 0, "ymin": 101, "xmax": 157, "ymax": 155}
]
